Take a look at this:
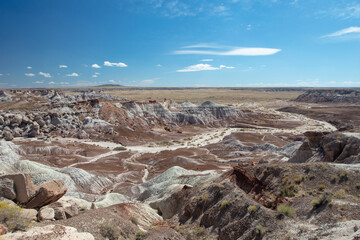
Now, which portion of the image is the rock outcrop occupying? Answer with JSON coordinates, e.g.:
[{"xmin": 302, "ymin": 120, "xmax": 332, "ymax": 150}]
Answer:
[
  {"xmin": 25, "ymin": 180, "xmax": 67, "ymax": 208},
  {"xmin": 295, "ymin": 89, "xmax": 360, "ymax": 103},
  {"xmin": 289, "ymin": 132, "xmax": 360, "ymax": 164}
]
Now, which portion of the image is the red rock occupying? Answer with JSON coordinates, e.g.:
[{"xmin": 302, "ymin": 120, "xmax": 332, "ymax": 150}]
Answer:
[{"xmin": 25, "ymin": 180, "xmax": 67, "ymax": 209}]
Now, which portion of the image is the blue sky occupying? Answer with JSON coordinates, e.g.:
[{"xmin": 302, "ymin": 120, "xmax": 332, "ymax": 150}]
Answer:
[{"xmin": 0, "ymin": 0, "xmax": 359, "ymax": 88}]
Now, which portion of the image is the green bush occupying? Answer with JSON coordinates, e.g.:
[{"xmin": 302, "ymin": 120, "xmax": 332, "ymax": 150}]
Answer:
[
  {"xmin": 136, "ymin": 230, "xmax": 144, "ymax": 240},
  {"xmin": 220, "ymin": 200, "xmax": 228, "ymax": 210},
  {"xmin": 312, "ymin": 194, "xmax": 332, "ymax": 209},
  {"xmin": 0, "ymin": 201, "xmax": 32, "ymax": 232},
  {"xmin": 247, "ymin": 205, "xmax": 257, "ymax": 213},
  {"xmin": 201, "ymin": 194, "xmax": 209, "ymax": 202},
  {"xmin": 293, "ymin": 175, "xmax": 304, "ymax": 184},
  {"xmin": 129, "ymin": 216, "xmax": 138, "ymax": 225},
  {"xmin": 113, "ymin": 146, "xmax": 127, "ymax": 151},
  {"xmin": 281, "ymin": 184, "xmax": 298, "ymax": 197},
  {"xmin": 277, "ymin": 204, "xmax": 296, "ymax": 217},
  {"xmin": 318, "ymin": 184, "xmax": 326, "ymax": 191},
  {"xmin": 255, "ymin": 225, "xmax": 263, "ymax": 236}
]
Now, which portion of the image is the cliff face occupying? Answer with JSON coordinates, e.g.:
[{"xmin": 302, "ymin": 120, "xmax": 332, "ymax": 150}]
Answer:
[{"xmin": 295, "ymin": 89, "xmax": 360, "ymax": 103}]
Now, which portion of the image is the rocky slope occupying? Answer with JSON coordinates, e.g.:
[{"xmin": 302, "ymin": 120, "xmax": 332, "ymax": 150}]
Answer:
[{"xmin": 295, "ymin": 89, "xmax": 360, "ymax": 103}]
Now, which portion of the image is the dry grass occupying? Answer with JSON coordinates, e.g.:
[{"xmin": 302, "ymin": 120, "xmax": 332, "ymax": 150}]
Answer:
[{"xmin": 101, "ymin": 88, "xmax": 302, "ymax": 105}]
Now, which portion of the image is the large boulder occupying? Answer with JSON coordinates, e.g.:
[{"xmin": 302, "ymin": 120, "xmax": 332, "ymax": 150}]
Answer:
[
  {"xmin": 0, "ymin": 178, "xmax": 16, "ymax": 200},
  {"xmin": 25, "ymin": 180, "xmax": 67, "ymax": 209},
  {"xmin": 0, "ymin": 173, "xmax": 36, "ymax": 204},
  {"xmin": 2, "ymin": 224, "xmax": 95, "ymax": 240}
]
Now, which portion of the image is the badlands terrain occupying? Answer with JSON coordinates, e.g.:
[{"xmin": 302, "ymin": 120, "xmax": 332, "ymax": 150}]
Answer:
[{"xmin": 0, "ymin": 87, "xmax": 360, "ymax": 240}]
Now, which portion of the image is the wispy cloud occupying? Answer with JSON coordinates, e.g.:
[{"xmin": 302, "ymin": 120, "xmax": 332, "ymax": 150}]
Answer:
[
  {"xmin": 141, "ymin": 79, "xmax": 155, "ymax": 84},
  {"xmin": 26, "ymin": 66, "xmax": 32, "ymax": 69},
  {"xmin": 0, "ymin": 73, "xmax": 3, "ymax": 76},
  {"xmin": 323, "ymin": 3, "xmax": 360, "ymax": 19},
  {"xmin": 39, "ymin": 72, "xmax": 51, "ymax": 78},
  {"xmin": 25, "ymin": 73, "xmax": 35, "ymax": 77},
  {"xmin": 174, "ymin": 44, "xmax": 281, "ymax": 56},
  {"xmin": 156, "ymin": 64, "xmax": 162, "ymax": 67},
  {"xmin": 59, "ymin": 65, "xmax": 68, "ymax": 68},
  {"xmin": 177, "ymin": 63, "xmax": 235, "ymax": 72},
  {"xmin": 92, "ymin": 75, "xmax": 98, "ymax": 78},
  {"xmin": 92, "ymin": 64, "xmax": 101, "ymax": 68},
  {"xmin": 104, "ymin": 61, "xmax": 128, "ymax": 67},
  {"xmin": 201, "ymin": 59, "xmax": 213, "ymax": 62},
  {"xmin": 48, "ymin": 81, "xmax": 55, "ymax": 84},
  {"xmin": 323, "ymin": 26, "xmax": 360, "ymax": 38},
  {"xmin": 109, "ymin": 80, "xmax": 115, "ymax": 83},
  {"xmin": 34, "ymin": 81, "xmax": 44, "ymax": 84},
  {"xmin": 66, "ymin": 73, "xmax": 79, "ymax": 77}
]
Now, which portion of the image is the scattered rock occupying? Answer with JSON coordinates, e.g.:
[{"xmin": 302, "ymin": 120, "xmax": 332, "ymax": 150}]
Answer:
[{"xmin": 38, "ymin": 207, "xmax": 55, "ymax": 221}]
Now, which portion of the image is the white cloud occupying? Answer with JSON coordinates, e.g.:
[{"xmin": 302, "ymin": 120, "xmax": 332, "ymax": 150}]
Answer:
[
  {"xmin": 219, "ymin": 65, "xmax": 235, "ymax": 69},
  {"xmin": 109, "ymin": 80, "xmax": 115, "ymax": 83},
  {"xmin": 39, "ymin": 72, "xmax": 51, "ymax": 78},
  {"xmin": 246, "ymin": 24, "xmax": 252, "ymax": 30},
  {"xmin": 201, "ymin": 59, "xmax": 213, "ymax": 62},
  {"xmin": 27, "ymin": 66, "xmax": 32, "ymax": 69},
  {"xmin": 66, "ymin": 73, "xmax": 79, "ymax": 77},
  {"xmin": 174, "ymin": 44, "xmax": 281, "ymax": 56},
  {"xmin": 0, "ymin": 73, "xmax": 3, "ymax": 76},
  {"xmin": 323, "ymin": 26, "xmax": 360, "ymax": 37},
  {"xmin": 48, "ymin": 81, "xmax": 55, "ymax": 84},
  {"xmin": 104, "ymin": 61, "xmax": 128, "ymax": 67},
  {"xmin": 92, "ymin": 75, "xmax": 99, "ymax": 78},
  {"xmin": 141, "ymin": 79, "xmax": 155, "ymax": 84},
  {"xmin": 177, "ymin": 63, "xmax": 235, "ymax": 72},
  {"xmin": 25, "ymin": 73, "xmax": 35, "ymax": 77},
  {"xmin": 92, "ymin": 64, "xmax": 101, "ymax": 68},
  {"xmin": 156, "ymin": 64, "xmax": 162, "ymax": 67},
  {"xmin": 34, "ymin": 81, "xmax": 44, "ymax": 84},
  {"xmin": 59, "ymin": 65, "xmax": 68, "ymax": 68},
  {"xmin": 95, "ymin": 72, "xmax": 100, "ymax": 75}
]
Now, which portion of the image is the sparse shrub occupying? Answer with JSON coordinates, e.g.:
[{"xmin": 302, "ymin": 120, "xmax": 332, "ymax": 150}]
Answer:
[
  {"xmin": 129, "ymin": 216, "xmax": 138, "ymax": 225},
  {"xmin": 113, "ymin": 146, "xmax": 127, "ymax": 151},
  {"xmin": 277, "ymin": 204, "xmax": 296, "ymax": 217},
  {"xmin": 247, "ymin": 205, "xmax": 257, "ymax": 213},
  {"xmin": 294, "ymin": 175, "xmax": 304, "ymax": 184},
  {"xmin": 339, "ymin": 205, "xmax": 346, "ymax": 211},
  {"xmin": 196, "ymin": 226, "xmax": 205, "ymax": 235},
  {"xmin": 281, "ymin": 184, "xmax": 298, "ymax": 198},
  {"xmin": 344, "ymin": 186, "xmax": 350, "ymax": 192},
  {"xmin": 356, "ymin": 183, "xmax": 360, "ymax": 190},
  {"xmin": 339, "ymin": 171, "xmax": 348, "ymax": 182},
  {"xmin": 334, "ymin": 189, "xmax": 347, "ymax": 199},
  {"xmin": 201, "ymin": 194, "xmax": 209, "ymax": 202},
  {"xmin": 255, "ymin": 225, "xmax": 263, "ymax": 236},
  {"xmin": 100, "ymin": 221, "xmax": 120, "ymax": 240},
  {"xmin": 0, "ymin": 201, "xmax": 32, "ymax": 232},
  {"xmin": 331, "ymin": 174, "xmax": 338, "ymax": 184},
  {"xmin": 311, "ymin": 199, "xmax": 320, "ymax": 208},
  {"xmin": 220, "ymin": 200, "xmax": 228, "ymax": 210},
  {"xmin": 157, "ymin": 141, "xmax": 174, "ymax": 146},
  {"xmin": 136, "ymin": 230, "xmax": 144, "ymax": 240},
  {"xmin": 318, "ymin": 184, "xmax": 326, "ymax": 191}
]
